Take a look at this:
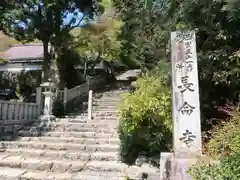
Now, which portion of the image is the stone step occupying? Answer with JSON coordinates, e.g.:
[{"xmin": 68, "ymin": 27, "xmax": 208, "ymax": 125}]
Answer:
[
  {"xmin": 84, "ymin": 101, "xmax": 120, "ymax": 106},
  {"xmin": 0, "ymin": 155, "xmax": 127, "ymax": 173},
  {"xmin": 91, "ymin": 108, "xmax": 118, "ymax": 113},
  {"xmin": 17, "ymin": 130, "xmax": 118, "ymax": 139},
  {"xmin": 93, "ymin": 114, "xmax": 120, "ymax": 118},
  {"xmin": 51, "ymin": 126, "xmax": 116, "ymax": 134},
  {"xmin": 85, "ymin": 102, "xmax": 121, "ymax": 106},
  {"xmin": 77, "ymin": 105, "xmax": 119, "ymax": 110},
  {"xmin": 92, "ymin": 107, "xmax": 118, "ymax": 111},
  {"xmin": 4, "ymin": 148, "xmax": 119, "ymax": 161},
  {"xmin": 1, "ymin": 141, "xmax": 119, "ymax": 152},
  {"xmin": 52, "ymin": 121, "xmax": 118, "ymax": 129},
  {"xmin": 83, "ymin": 99, "xmax": 122, "ymax": 107},
  {"xmin": 92, "ymin": 109, "xmax": 119, "ymax": 112},
  {"xmin": 92, "ymin": 103, "xmax": 119, "ymax": 107},
  {"xmin": 0, "ymin": 167, "xmax": 127, "ymax": 180},
  {"xmin": 100, "ymin": 101, "xmax": 120, "ymax": 104},
  {"xmin": 71, "ymin": 172, "xmax": 127, "ymax": 180},
  {"xmin": 92, "ymin": 104, "xmax": 120, "ymax": 107},
  {"xmin": 77, "ymin": 111, "xmax": 120, "ymax": 116},
  {"xmin": 62, "ymin": 116, "xmax": 119, "ymax": 121},
  {"xmin": 54, "ymin": 120, "xmax": 119, "ymax": 127},
  {"xmin": 22, "ymin": 125, "xmax": 116, "ymax": 134},
  {"xmin": 16, "ymin": 136, "xmax": 120, "ymax": 145},
  {"xmin": 91, "ymin": 102, "xmax": 119, "ymax": 106},
  {"xmin": 93, "ymin": 97, "xmax": 122, "ymax": 101},
  {"xmin": 94, "ymin": 96, "xmax": 122, "ymax": 99},
  {"xmin": 92, "ymin": 110, "xmax": 119, "ymax": 113},
  {"xmin": 69, "ymin": 117, "xmax": 119, "ymax": 122},
  {"xmin": 92, "ymin": 102, "xmax": 119, "ymax": 105}
]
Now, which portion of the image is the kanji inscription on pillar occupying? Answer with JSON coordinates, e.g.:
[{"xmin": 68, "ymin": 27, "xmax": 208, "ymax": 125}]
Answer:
[{"xmin": 171, "ymin": 31, "xmax": 202, "ymax": 156}]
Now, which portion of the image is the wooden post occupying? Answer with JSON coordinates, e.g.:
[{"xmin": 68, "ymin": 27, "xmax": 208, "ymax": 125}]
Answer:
[
  {"xmin": 24, "ymin": 104, "xmax": 28, "ymax": 120},
  {"xmin": 88, "ymin": 90, "xmax": 93, "ymax": 120},
  {"xmin": 86, "ymin": 76, "xmax": 90, "ymax": 91},
  {"xmin": 63, "ymin": 87, "xmax": 68, "ymax": 113},
  {"xmin": 84, "ymin": 60, "xmax": 87, "ymax": 79},
  {"xmin": 36, "ymin": 87, "xmax": 42, "ymax": 116},
  {"xmin": 14, "ymin": 104, "xmax": 19, "ymax": 120}
]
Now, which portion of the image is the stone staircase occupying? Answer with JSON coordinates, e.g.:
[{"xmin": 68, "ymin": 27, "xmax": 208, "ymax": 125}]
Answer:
[{"xmin": 0, "ymin": 87, "xmax": 159, "ymax": 180}]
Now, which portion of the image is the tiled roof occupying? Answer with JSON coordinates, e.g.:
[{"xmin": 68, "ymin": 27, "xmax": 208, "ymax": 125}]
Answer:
[
  {"xmin": 2, "ymin": 44, "xmax": 51, "ymax": 62},
  {"xmin": 116, "ymin": 69, "xmax": 142, "ymax": 80}
]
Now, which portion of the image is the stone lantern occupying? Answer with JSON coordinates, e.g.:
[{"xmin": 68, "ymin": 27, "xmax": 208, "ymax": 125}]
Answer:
[{"xmin": 39, "ymin": 81, "xmax": 57, "ymax": 124}]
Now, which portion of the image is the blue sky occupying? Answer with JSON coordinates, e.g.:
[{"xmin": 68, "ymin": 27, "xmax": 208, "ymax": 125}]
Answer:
[{"xmin": 63, "ymin": 11, "xmax": 86, "ymax": 27}]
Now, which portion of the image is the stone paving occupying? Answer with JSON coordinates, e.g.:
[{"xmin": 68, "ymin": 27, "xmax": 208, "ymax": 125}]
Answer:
[{"xmin": 0, "ymin": 88, "xmax": 159, "ymax": 180}]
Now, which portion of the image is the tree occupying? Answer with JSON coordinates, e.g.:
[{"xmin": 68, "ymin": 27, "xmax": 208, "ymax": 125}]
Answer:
[
  {"xmin": 0, "ymin": 1, "xmax": 19, "ymax": 31},
  {"xmin": 113, "ymin": 0, "xmax": 240, "ymax": 140},
  {"xmin": 171, "ymin": 0, "xmax": 240, "ymax": 107},
  {"xmin": 113, "ymin": 0, "xmax": 170, "ymax": 69},
  {"xmin": 1, "ymin": 0, "xmax": 100, "ymax": 80},
  {"xmin": 73, "ymin": 19, "xmax": 121, "ymax": 63},
  {"xmin": 71, "ymin": 0, "xmax": 121, "ymax": 76}
]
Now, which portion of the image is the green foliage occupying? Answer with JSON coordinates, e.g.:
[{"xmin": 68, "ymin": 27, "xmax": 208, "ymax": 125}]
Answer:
[
  {"xmin": 52, "ymin": 98, "xmax": 65, "ymax": 118},
  {"xmin": 113, "ymin": 0, "xmax": 240, "ymax": 131},
  {"xmin": 172, "ymin": 0, "xmax": 240, "ymax": 113},
  {"xmin": 17, "ymin": 71, "xmax": 40, "ymax": 102},
  {"xmin": 188, "ymin": 110, "xmax": 240, "ymax": 180},
  {"xmin": 73, "ymin": 19, "xmax": 121, "ymax": 62},
  {"xmin": 188, "ymin": 162, "xmax": 224, "ymax": 180},
  {"xmin": 0, "ymin": 0, "xmax": 101, "ymax": 80},
  {"xmin": 0, "ymin": 57, "xmax": 8, "ymax": 64},
  {"xmin": 0, "ymin": 32, "xmax": 18, "ymax": 50},
  {"xmin": 56, "ymin": 48, "xmax": 85, "ymax": 89},
  {"xmin": 0, "ymin": 71, "xmax": 40, "ymax": 102},
  {"xmin": 72, "ymin": 1, "xmax": 121, "ymax": 66},
  {"xmin": 2, "ymin": 0, "xmax": 95, "ymax": 42},
  {"xmin": 118, "ymin": 72, "xmax": 172, "ymax": 163},
  {"xmin": 188, "ymin": 152, "xmax": 240, "ymax": 180},
  {"xmin": 113, "ymin": 0, "xmax": 170, "ymax": 69},
  {"xmin": 0, "ymin": 0, "xmax": 23, "ymax": 32},
  {"xmin": 205, "ymin": 110, "xmax": 240, "ymax": 158}
]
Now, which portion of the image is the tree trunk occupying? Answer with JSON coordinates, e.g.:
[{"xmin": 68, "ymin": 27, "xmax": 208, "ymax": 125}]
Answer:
[{"xmin": 43, "ymin": 41, "xmax": 51, "ymax": 81}]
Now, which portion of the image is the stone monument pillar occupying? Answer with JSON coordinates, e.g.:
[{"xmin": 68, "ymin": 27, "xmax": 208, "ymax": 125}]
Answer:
[{"xmin": 160, "ymin": 30, "xmax": 202, "ymax": 180}]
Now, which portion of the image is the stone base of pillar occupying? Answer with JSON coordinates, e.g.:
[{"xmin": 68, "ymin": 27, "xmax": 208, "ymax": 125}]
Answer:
[
  {"xmin": 160, "ymin": 153, "xmax": 199, "ymax": 180},
  {"xmin": 160, "ymin": 152, "xmax": 173, "ymax": 180},
  {"xmin": 39, "ymin": 114, "xmax": 56, "ymax": 121},
  {"xmin": 38, "ymin": 114, "xmax": 56, "ymax": 129},
  {"xmin": 29, "ymin": 115, "xmax": 56, "ymax": 135}
]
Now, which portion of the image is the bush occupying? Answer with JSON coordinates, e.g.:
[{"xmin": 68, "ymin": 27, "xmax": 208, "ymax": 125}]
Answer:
[
  {"xmin": 205, "ymin": 109, "xmax": 240, "ymax": 158},
  {"xmin": 118, "ymin": 74, "xmax": 172, "ymax": 163},
  {"xmin": 17, "ymin": 71, "xmax": 40, "ymax": 102},
  {"xmin": 52, "ymin": 98, "xmax": 65, "ymax": 118},
  {"xmin": 188, "ymin": 108, "xmax": 240, "ymax": 180},
  {"xmin": 0, "ymin": 71, "xmax": 41, "ymax": 102},
  {"xmin": 188, "ymin": 152, "xmax": 240, "ymax": 180}
]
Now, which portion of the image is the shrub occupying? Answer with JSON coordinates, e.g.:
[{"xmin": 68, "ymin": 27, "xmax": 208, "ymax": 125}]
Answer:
[
  {"xmin": 188, "ymin": 162, "xmax": 223, "ymax": 180},
  {"xmin": 0, "ymin": 71, "xmax": 41, "ymax": 102},
  {"xmin": 188, "ymin": 152, "xmax": 240, "ymax": 180},
  {"xmin": 118, "ymin": 74, "xmax": 172, "ymax": 163},
  {"xmin": 205, "ymin": 109, "xmax": 240, "ymax": 158},
  {"xmin": 52, "ymin": 98, "xmax": 65, "ymax": 118},
  {"xmin": 17, "ymin": 71, "xmax": 40, "ymax": 102},
  {"xmin": 188, "ymin": 108, "xmax": 240, "ymax": 180}
]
